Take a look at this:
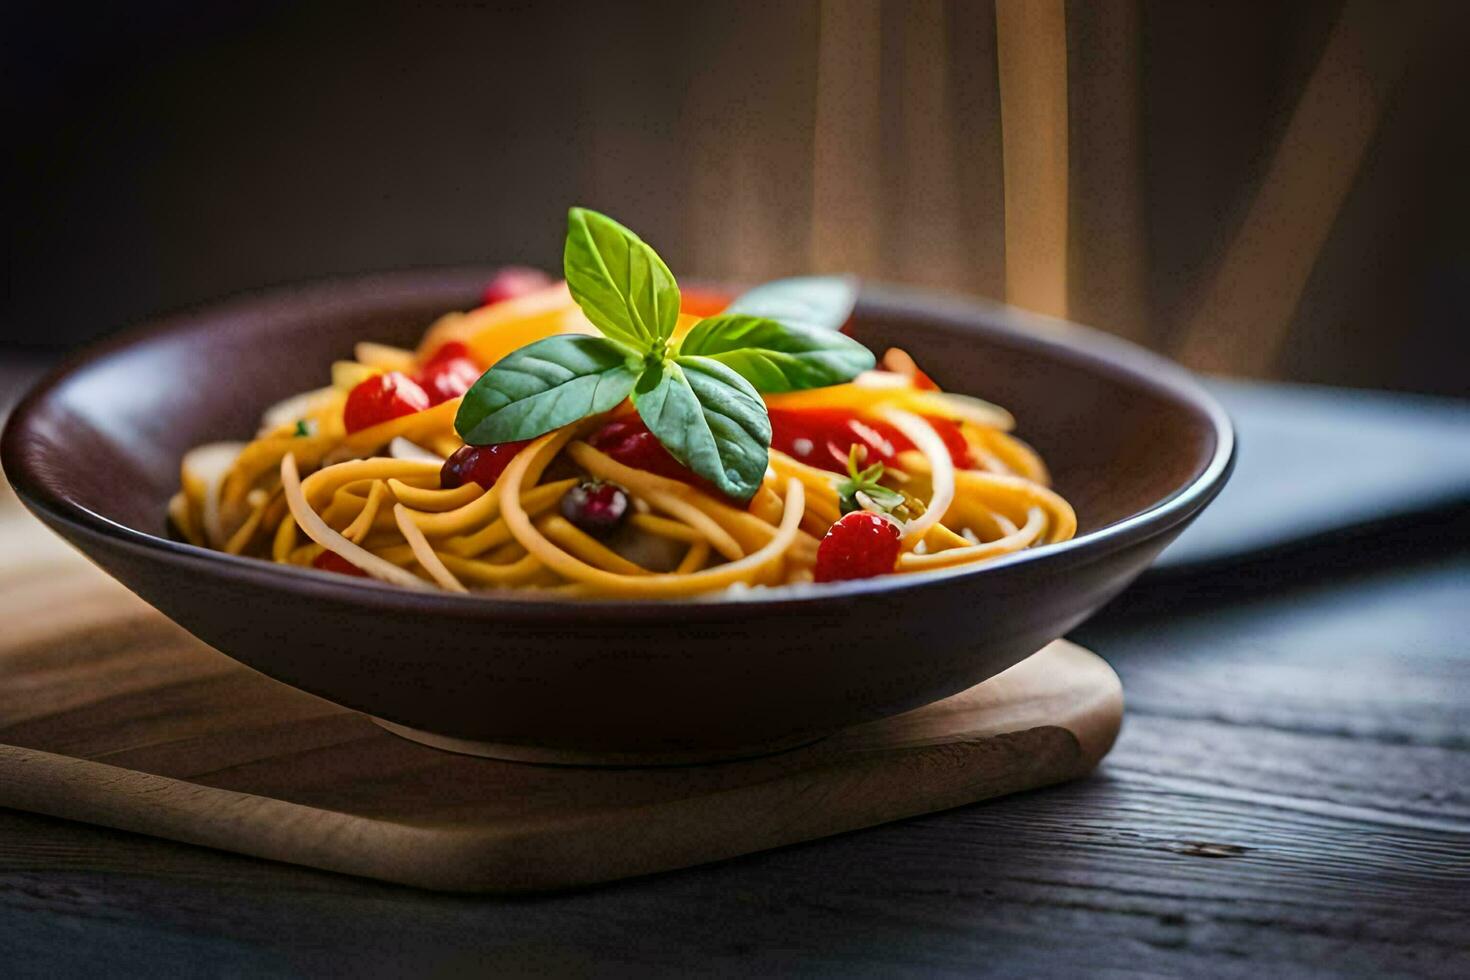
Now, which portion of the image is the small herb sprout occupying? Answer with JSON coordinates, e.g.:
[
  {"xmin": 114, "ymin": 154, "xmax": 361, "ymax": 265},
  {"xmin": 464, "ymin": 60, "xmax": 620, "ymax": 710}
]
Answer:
[{"xmin": 835, "ymin": 445, "xmax": 908, "ymax": 517}]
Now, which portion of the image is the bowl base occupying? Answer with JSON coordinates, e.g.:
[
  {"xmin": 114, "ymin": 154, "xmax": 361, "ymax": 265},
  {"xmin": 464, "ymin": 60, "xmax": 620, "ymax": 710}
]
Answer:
[{"xmin": 369, "ymin": 716, "xmax": 829, "ymax": 767}]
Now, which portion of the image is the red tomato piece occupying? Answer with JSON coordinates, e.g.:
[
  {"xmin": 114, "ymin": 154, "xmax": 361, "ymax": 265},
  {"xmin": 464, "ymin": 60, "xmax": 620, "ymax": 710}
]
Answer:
[
  {"xmin": 343, "ymin": 372, "xmax": 431, "ymax": 434},
  {"xmin": 770, "ymin": 408, "xmax": 893, "ymax": 473},
  {"xmin": 481, "ymin": 266, "xmax": 552, "ymax": 306},
  {"xmin": 313, "ymin": 550, "xmax": 368, "ymax": 577},
  {"xmin": 769, "ymin": 408, "xmax": 971, "ymax": 473},
  {"xmin": 416, "ymin": 342, "xmax": 483, "ymax": 405},
  {"xmin": 922, "ymin": 416, "xmax": 973, "ymax": 468}
]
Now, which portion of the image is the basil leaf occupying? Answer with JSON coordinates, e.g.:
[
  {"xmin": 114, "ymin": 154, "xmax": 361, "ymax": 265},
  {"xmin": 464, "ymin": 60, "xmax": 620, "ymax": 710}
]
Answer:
[
  {"xmin": 677, "ymin": 314, "xmax": 875, "ymax": 393},
  {"xmin": 632, "ymin": 356, "xmax": 771, "ymax": 501},
  {"xmin": 725, "ymin": 275, "xmax": 857, "ymax": 333},
  {"xmin": 455, "ymin": 335, "xmax": 640, "ymax": 444},
  {"xmin": 564, "ymin": 207, "xmax": 681, "ymax": 350}
]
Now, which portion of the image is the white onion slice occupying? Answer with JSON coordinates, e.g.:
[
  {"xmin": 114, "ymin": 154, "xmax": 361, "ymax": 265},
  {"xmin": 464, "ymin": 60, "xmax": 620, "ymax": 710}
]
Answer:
[
  {"xmin": 928, "ymin": 391, "xmax": 1015, "ymax": 431},
  {"xmin": 280, "ymin": 454, "xmax": 432, "ymax": 590},
  {"xmin": 880, "ymin": 409, "xmax": 955, "ymax": 546},
  {"xmin": 181, "ymin": 441, "xmax": 245, "ymax": 548},
  {"xmin": 388, "ymin": 437, "xmax": 445, "ymax": 463},
  {"xmin": 853, "ymin": 370, "xmax": 911, "ymax": 390},
  {"xmin": 258, "ymin": 387, "xmax": 335, "ymax": 435}
]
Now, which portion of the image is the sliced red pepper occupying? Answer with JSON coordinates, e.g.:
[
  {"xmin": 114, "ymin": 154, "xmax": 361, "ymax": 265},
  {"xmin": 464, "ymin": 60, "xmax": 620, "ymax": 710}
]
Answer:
[
  {"xmin": 343, "ymin": 371, "xmax": 431, "ymax": 434},
  {"xmin": 415, "ymin": 341, "xmax": 483, "ymax": 405},
  {"xmin": 769, "ymin": 408, "xmax": 971, "ymax": 473}
]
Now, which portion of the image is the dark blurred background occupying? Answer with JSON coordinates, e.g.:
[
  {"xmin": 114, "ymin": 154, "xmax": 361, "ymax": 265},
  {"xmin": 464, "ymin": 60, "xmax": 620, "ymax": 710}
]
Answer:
[{"xmin": 5, "ymin": 0, "xmax": 1468, "ymax": 396}]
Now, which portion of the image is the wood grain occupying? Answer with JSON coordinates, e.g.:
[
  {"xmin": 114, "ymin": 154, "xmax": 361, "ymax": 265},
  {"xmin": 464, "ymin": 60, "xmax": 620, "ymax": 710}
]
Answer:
[
  {"xmin": 0, "ymin": 515, "xmax": 1120, "ymax": 892},
  {"xmin": 0, "ymin": 545, "xmax": 1465, "ymax": 975},
  {"xmin": 3, "ymin": 371, "xmax": 1467, "ymax": 974}
]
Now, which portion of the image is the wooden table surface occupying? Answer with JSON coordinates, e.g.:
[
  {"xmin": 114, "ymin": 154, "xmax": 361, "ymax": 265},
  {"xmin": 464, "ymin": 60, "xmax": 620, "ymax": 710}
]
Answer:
[{"xmin": 2, "ymin": 371, "xmax": 1468, "ymax": 978}]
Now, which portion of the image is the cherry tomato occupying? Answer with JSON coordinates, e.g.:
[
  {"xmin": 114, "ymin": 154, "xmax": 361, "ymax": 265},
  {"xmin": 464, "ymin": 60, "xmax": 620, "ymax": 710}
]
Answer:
[
  {"xmin": 313, "ymin": 550, "xmax": 367, "ymax": 577},
  {"xmin": 415, "ymin": 341, "xmax": 482, "ymax": 405},
  {"xmin": 814, "ymin": 511, "xmax": 903, "ymax": 583},
  {"xmin": 481, "ymin": 266, "xmax": 552, "ymax": 306},
  {"xmin": 440, "ymin": 441, "xmax": 532, "ymax": 490},
  {"xmin": 343, "ymin": 372, "xmax": 431, "ymax": 434}
]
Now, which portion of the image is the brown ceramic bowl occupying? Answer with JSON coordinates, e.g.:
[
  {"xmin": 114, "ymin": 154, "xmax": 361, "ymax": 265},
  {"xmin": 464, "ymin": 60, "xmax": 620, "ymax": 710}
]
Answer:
[{"xmin": 2, "ymin": 270, "xmax": 1233, "ymax": 763}]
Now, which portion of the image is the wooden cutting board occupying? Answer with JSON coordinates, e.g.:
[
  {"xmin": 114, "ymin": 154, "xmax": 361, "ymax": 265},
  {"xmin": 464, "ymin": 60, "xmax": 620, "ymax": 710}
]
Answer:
[{"xmin": 0, "ymin": 493, "xmax": 1122, "ymax": 892}]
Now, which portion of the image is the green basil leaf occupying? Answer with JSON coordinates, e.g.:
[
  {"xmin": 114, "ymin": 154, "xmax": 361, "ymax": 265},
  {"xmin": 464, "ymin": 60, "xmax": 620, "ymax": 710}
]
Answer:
[
  {"xmin": 563, "ymin": 207, "xmax": 681, "ymax": 350},
  {"xmin": 677, "ymin": 314, "xmax": 875, "ymax": 393},
  {"xmin": 455, "ymin": 335, "xmax": 640, "ymax": 444},
  {"xmin": 725, "ymin": 275, "xmax": 857, "ymax": 333},
  {"xmin": 632, "ymin": 356, "xmax": 771, "ymax": 501}
]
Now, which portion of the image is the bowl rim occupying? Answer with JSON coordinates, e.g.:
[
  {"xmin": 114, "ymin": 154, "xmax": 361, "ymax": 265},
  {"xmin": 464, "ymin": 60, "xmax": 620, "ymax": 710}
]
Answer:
[{"xmin": 2, "ymin": 271, "xmax": 1235, "ymax": 621}]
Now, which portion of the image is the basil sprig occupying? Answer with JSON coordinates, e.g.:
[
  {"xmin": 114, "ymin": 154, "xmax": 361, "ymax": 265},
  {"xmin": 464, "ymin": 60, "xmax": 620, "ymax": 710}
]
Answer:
[
  {"xmin": 455, "ymin": 207, "xmax": 873, "ymax": 501},
  {"xmin": 563, "ymin": 207, "xmax": 680, "ymax": 350},
  {"xmin": 679, "ymin": 314, "xmax": 874, "ymax": 393},
  {"xmin": 835, "ymin": 445, "xmax": 911, "ymax": 518},
  {"xmin": 453, "ymin": 335, "xmax": 642, "ymax": 446},
  {"xmin": 723, "ymin": 274, "xmax": 858, "ymax": 332}
]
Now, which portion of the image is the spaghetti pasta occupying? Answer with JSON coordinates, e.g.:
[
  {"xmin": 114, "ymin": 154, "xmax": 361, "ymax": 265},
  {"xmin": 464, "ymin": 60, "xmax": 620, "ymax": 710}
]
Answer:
[{"xmin": 174, "ymin": 271, "xmax": 1076, "ymax": 598}]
